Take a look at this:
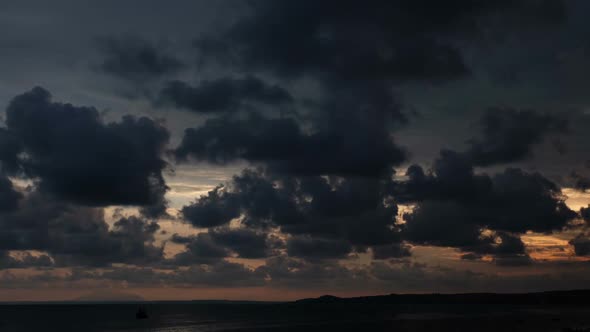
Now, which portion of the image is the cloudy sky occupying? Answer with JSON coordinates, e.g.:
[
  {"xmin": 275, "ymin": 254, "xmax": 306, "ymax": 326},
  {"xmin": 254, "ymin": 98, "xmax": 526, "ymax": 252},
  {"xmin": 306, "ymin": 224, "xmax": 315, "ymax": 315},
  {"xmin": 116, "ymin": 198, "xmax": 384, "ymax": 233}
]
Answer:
[{"xmin": 1, "ymin": 0, "xmax": 590, "ymax": 301}]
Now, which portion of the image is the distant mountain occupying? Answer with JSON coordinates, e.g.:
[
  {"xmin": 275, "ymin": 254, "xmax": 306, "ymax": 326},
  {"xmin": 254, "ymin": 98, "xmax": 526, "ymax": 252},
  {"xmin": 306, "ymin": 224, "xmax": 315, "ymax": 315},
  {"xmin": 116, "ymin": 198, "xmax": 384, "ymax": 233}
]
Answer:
[
  {"xmin": 294, "ymin": 295, "xmax": 342, "ymax": 304},
  {"xmin": 74, "ymin": 290, "xmax": 145, "ymax": 302},
  {"xmin": 294, "ymin": 290, "xmax": 590, "ymax": 306},
  {"xmin": 188, "ymin": 299, "xmax": 274, "ymax": 304}
]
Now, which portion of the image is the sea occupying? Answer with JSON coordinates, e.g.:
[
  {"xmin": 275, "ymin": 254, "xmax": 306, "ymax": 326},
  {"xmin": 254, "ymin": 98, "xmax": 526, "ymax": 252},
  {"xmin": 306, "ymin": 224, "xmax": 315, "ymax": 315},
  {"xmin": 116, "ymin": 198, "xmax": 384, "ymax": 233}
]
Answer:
[{"xmin": 1, "ymin": 301, "xmax": 590, "ymax": 331}]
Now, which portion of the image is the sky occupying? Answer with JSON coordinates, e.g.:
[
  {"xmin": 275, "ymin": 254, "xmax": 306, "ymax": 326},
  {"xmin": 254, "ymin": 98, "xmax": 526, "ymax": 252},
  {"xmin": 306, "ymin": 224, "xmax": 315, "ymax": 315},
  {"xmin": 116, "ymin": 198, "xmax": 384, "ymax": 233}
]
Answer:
[{"xmin": 1, "ymin": 0, "xmax": 590, "ymax": 301}]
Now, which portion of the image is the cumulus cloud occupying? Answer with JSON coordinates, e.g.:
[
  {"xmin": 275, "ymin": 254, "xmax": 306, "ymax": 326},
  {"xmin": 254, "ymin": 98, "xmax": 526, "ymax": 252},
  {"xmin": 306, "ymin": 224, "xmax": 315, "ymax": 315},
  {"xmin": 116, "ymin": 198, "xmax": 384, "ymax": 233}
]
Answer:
[
  {"xmin": 209, "ymin": 226, "xmax": 282, "ymax": 259},
  {"xmin": 0, "ymin": 190, "xmax": 163, "ymax": 267},
  {"xmin": 400, "ymin": 150, "xmax": 575, "ymax": 231},
  {"xmin": 580, "ymin": 205, "xmax": 590, "ymax": 223},
  {"xmin": 466, "ymin": 108, "xmax": 568, "ymax": 166},
  {"xmin": 177, "ymin": 146, "xmax": 574, "ymax": 264},
  {"xmin": 5, "ymin": 87, "xmax": 170, "ymax": 216},
  {"xmin": 286, "ymin": 236, "xmax": 352, "ymax": 260},
  {"xmin": 399, "ymin": 149, "xmax": 575, "ymax": 259},
  {"xmin": 569, "ymin": 233, "xmax": 590, "ymax": 256},
  {"xmin": 175, "ymin": 112, "xmax": 406, "ymax": 177},
  {"xmin": 173, "ymin": 104, "xmax": 576, "ymax": 270},
  {"xmin": 571, "ymin": 171, "xmax": 590, "ymax": 192},
  {"xmin": 169, "ymin": 225, "xmax": 283, "ymax": 264},
  {"xmin": 158, "ymin": 76, "xmax": 293, "ymax": 113},
  {"xmin": 181, "ymin": 185, "xmax": 241, "ymax": 228},
  {"xmin": 371, "ymin": 243, "xmax": 412, "ymax": 260},
  {"xmin": 169, "ymin": 232, "xmax": 230, "ymax": 265},
  {"xmin": 181, "ymin": 169, "xmax": 402, "ymax": 254},
  {"xmin": 0, "ymin": 128, "xmax": 23, "ymax": 174},
  {"xmin": 0, "ymin": 175, "xmax": 22, "ymax": 212},
  {"xmin": 0, "ymin": 0, "xmax": 582, "ymax": 294},
  {"xmin": 195, "ymin": 0, "xmax": 564, "ymax": 82}
]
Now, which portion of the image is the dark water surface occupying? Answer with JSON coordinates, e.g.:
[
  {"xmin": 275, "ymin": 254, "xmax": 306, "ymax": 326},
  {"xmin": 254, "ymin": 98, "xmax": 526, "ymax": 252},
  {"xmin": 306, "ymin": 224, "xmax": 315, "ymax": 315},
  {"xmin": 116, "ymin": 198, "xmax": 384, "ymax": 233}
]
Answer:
[{"xmin": 1, "ymin": 302, "xmax": 590, "ymax": 331}]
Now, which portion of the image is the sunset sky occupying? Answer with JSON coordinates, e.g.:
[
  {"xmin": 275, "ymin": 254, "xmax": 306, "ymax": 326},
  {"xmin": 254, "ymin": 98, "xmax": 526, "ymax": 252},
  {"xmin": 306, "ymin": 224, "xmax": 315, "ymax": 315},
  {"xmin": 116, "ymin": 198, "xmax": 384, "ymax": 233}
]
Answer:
[{"xmin": 1, "ymin": 0, "xmax": 590, "ymax": 301}]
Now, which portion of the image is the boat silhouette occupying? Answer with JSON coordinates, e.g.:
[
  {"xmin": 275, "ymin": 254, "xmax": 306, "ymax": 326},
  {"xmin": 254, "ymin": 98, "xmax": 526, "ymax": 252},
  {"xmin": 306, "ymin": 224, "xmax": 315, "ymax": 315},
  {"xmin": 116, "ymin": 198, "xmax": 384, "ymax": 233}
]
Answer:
[{"xmin": 136, "ymin": 306, "xmax": 148, "ymax": 319}]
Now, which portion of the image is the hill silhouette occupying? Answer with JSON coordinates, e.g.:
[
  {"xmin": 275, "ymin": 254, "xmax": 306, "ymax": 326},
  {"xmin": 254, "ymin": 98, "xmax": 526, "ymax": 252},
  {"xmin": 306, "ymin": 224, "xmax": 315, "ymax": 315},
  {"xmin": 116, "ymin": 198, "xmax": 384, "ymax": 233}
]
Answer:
[{"xmin": 294, "ymin": 289, "xmax": 590, "ymax": 306}]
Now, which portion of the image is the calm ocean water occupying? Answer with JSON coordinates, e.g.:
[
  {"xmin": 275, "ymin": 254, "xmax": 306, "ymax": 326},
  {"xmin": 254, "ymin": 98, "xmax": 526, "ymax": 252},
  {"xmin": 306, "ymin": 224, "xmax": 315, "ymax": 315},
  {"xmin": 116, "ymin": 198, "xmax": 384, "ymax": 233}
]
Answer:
[
  {"xmin": 0, "ymin": 303, "xmax": 287, "ymax": 332},
  {"xmin": 2, "ymin": 302, "xmax": 590, "ymax": 331},
  {"xmin": 0, "ymin": 302, "xmax": 399, "ymax": 332}
]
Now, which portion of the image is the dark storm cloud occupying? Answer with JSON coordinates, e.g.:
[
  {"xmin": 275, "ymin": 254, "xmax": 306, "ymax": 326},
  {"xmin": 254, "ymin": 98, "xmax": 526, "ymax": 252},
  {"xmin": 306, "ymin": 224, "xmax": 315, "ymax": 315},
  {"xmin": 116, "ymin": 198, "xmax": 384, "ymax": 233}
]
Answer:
[
  {"xmin": 396, "ymin": 150, "xmax": 492, "ymax": 203},
  {"xmin": 493, "ymin": 254, "xmax": 533, "ymax": 267},
  {"xmin": 96, "ymin": 37, "xmax": 185, "ymax": 83},
  {"xmin": 176, "ymin": 103, "xmax": 573, "ymax": 264},
  {"xmin": 180, "ymin": 169, "xmax": 301, "ymax": 231},
  {"xmin": 400, "ymin": 151, "xmax": 574, "ymax": 231},
  {"xmin": 0, "ymin": 191, "xmax": 163, "ymax": 267},
  {"xmin": 580, "ymin": 205, "xmax": 590, "ymax": 223},
  {"xmin": 158, "ymin": 76, "xmax": 293, "ymax": 113},
  {"xmin": 403, "ymin": 167, "xmax": 574, "ymax": 236},
  {"xmin": 181, "ymin": 169, "xmax": 402, "ymax": 261},
  {"xmin": 169, "ymin": 232, "xmax": 230, "ymax": 265},
  {"xmin": 490, "ymin": 232, "xmax": 527, "ymax": 255},
  {"xmin": 181, "ymin": 185, "xmax": 241, "ymax": 228},
  {"xmin": 0, "ymin": 0, "xmax": 582, "ymax": 292},
  {"xmin": 571, "ymin": 171, "xmax": 590, "ymax": 192},
  {"xmin": 466, "ymin": 108, "xmax": 568, "ymax": 166},
  {"xmin": 388, "ymin": 105, "xmax": 575, "ymax": 261},
  {"xmin": 400, "ymin": 150, "xmax": 575, "ymax": 258},
  {"xmin": 195, "ymin": 0, "xmax": 565, "ymax": 82},
  {"xmin": 0, "ymin": 128, "xmax": 23, "ymax": 174},
  {"xmin": 403, "ymin": 200, "xmax": 488, "ymax": 249},
  {"xmin": 286, "ymin": 236, "xmax": 352, "ymax": 260},
  {"xmin": 371, "ymin": 243, "xmax": 412, "ymax": 260},
  {"xmin": 169, "ymin": 226, "xmax": 282, "ymax": 262},
  {"xmin": 0, "ymin": 175, "xmax": 22, "ymax": 212},
  {"xmin": 569, "ymin": 233, "xmax": 590, "ymax": 256},
  {"xmin": 5, "ymin": 87, "xmax": 170, "ymax": 215},
  {"xmin": 97, "ymin": 216, "xmax": 163, "ymax": 264},
  {"xmin": 169, "ymin": 233, "xmax": 195, "ymax": 245},
  {"xmin": 178, "ymin": 3, "xmax": 414, "ymax": 178},
  {"xmin": 175, "ymin": 112, "xmax": 406, "ymax": 177},
  {"xmin": 486, "ymin": 233, "xmax": 532, "ymax": 267},
  {"xmin": 209, "ymin": 227, "xmax": 281, "ymax": 259},
  {"xmin": 489, "ymin": 168, "xmax": 575, "ymax": 231}
]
